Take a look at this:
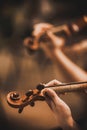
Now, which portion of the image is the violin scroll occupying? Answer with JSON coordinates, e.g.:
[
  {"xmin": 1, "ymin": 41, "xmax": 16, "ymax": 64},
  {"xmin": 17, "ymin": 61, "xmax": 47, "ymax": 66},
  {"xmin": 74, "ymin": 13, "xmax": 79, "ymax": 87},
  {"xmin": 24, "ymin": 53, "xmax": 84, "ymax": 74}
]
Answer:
[
  {"xmin": 23, "ymin": 15, "xmax": 87, "ymax": 53},
  {"xmin": 7, "ymin": 84, "xmax": 45, "ymax": 113},
  {"xmin": 7, "ymin": 81, "xmax": 87, "ymax": 113}
]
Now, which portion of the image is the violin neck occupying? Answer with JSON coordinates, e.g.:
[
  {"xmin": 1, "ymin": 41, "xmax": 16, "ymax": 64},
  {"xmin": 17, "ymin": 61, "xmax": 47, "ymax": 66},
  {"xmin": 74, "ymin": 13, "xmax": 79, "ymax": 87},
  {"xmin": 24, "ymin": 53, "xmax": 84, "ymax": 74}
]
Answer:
[
  {"xmin": 49, "ymin": 81, "xmax": 87, "ymax": 94},
  {"xmin": 68, "ymin": 16, "xmax": 87, "ymax": 34},
  {"xmin": 50, "ymin": 16, "xmax": 87, "ymax": 36}
]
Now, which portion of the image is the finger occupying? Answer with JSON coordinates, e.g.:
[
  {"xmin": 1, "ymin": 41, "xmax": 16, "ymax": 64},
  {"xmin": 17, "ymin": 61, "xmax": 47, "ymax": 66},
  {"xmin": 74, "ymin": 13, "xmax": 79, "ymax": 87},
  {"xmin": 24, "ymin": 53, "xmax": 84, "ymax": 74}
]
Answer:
[
  {"xmin": 45, "ymin": 79, "xmax": 62, "ymax": 87},
  {"xmin": 33, "ymin": 23, "xmax": 53, "ymax": 36},
  {"xmin": 33, "ymin": 23, "xmax": 53, "ymax": 29},
  {"xmin": 42, "ymin": 88, "xmax": 56, "ymax": 110},
  {"xmin": 42, "ymin": 88, "xmax": 63, "ymax": 106},
  {"xmin": 42, "ymin": 88, "xmax": 70, "ymax": 113},
  {"xmin": 43, "ymin": 88, "xmax": 60, "ymax": 100}
]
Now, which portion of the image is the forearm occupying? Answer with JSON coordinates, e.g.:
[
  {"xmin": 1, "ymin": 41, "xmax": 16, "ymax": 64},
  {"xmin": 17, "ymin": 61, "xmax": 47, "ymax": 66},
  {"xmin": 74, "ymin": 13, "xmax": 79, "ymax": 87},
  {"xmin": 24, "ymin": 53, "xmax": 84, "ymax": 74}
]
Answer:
[{"xmin": 52, "ymin": 49, "xmax": 87, "ymax": 81}]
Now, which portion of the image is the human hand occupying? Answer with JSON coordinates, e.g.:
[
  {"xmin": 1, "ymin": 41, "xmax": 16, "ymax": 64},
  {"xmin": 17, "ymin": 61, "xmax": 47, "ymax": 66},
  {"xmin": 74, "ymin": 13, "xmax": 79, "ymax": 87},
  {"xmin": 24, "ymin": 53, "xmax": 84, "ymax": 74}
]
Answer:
[
  {"xmin": 32, "ymin": 23, "xmax": 53, "ymax": 39},
  {"xmin": 42, "ymin": 80, "xmax": 78, "ymax": 129},
  {"xmin": 46, "ymin": 31, "xmax": 65, "ymax": 49}
]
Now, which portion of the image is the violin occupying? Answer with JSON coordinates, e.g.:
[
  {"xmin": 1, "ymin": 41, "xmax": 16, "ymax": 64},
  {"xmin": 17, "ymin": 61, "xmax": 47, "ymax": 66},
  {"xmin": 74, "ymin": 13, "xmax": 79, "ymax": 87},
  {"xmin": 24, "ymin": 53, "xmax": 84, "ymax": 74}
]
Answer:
[
  {"xmin": 7, "ymin": 81, "xmax": 87, "ymax": 113},
  {"xmin": 23, "ymin": 15, "xmax": 87, "ymax": 52}
]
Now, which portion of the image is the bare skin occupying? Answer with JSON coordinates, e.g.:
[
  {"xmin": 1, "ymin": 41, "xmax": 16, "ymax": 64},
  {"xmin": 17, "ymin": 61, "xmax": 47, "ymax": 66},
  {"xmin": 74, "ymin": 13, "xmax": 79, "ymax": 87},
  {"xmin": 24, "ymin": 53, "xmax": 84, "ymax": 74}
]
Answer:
[
  {"xmin": 32, "ymin": 23, "xmax": 87, "ymax": 129},
  {"xmin": 32, "ymin": 23, "xmax": 87, "ymax": 81},
  {"xmin": 42, "ymin": 79, "xmax": 80, "ymax": 130}
]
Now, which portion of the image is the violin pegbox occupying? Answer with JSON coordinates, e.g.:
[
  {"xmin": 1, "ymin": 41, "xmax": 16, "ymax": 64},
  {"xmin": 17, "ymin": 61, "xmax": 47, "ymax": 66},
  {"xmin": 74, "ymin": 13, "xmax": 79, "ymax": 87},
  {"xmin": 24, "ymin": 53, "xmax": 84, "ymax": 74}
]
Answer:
[{"xmin": 7, "ymin": 84, "xmax": 45, "ymax": 113}]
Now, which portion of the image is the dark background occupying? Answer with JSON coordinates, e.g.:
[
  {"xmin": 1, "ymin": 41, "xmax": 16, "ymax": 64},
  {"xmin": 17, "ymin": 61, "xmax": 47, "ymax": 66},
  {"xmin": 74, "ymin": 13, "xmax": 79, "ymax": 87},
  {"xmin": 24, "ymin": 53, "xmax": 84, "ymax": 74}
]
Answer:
[{"xmin": 0, "ymin": 0, "xmax": 87, "ymax": 130}]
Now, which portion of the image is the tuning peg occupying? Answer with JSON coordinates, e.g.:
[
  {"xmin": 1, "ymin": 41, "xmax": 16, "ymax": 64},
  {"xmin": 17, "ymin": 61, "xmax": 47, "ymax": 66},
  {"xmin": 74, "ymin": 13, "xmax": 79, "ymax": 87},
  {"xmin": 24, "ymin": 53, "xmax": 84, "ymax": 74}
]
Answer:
[
  {"xmin": 30, "ymin": 102, "xmax": 35, "ymax": 107},
  {"xmin": 18, "ymin": 107, "xmax": 24, "ymax": 113},
  {"xmin": 25, "ymin": 90, "xmax": 33, "ymax": 97},
  {"xmin": 36, "ymin": 83, "xmax": 45, "ymax": 91}
]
